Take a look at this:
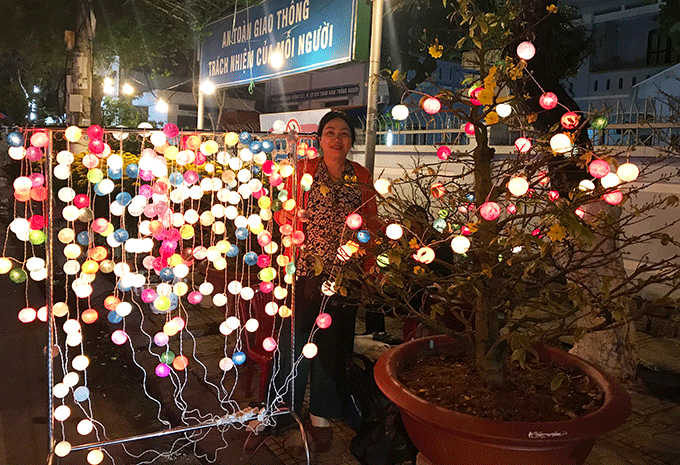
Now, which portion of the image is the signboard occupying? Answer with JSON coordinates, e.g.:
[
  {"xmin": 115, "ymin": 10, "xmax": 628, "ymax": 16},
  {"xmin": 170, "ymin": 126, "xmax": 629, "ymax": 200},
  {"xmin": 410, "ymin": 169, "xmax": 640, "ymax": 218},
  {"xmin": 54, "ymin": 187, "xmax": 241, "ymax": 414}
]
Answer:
[
  {"xmin": 268, "ymin": 84, "xmax": 360, "ymax": 104},
  {"xmin": 200, "ymin": 0, "xmax": 365, "ymax": 88}
]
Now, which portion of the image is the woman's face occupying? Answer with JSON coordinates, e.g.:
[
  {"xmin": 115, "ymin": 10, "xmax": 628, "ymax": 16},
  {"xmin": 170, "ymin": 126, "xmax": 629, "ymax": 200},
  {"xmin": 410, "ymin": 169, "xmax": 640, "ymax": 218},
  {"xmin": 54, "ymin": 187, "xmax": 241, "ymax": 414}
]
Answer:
[{"xmin": 319, "ymin": 117, "xmax": 352, "ymax": 162}]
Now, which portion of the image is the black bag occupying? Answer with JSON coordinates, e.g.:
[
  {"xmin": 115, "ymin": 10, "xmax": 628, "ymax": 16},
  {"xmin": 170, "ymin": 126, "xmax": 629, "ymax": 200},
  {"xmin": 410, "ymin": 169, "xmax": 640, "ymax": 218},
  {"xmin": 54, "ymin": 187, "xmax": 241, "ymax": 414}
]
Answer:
[{"xmin": 346, "ymin": 353, "xmax": 417, "ymax": 465}]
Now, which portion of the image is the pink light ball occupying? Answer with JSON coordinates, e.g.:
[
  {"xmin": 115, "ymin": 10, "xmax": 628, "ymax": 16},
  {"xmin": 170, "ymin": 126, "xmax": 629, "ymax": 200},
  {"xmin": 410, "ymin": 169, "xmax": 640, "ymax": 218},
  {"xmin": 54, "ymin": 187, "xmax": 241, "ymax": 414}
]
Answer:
[
  {"xmin": 25, "ymin": 146, "xmax": 43, "ymax": 161},
  {"xmin": 437, "ymin": 146, "xmax": 451, "ymax": 160},
  {"xmin": 560, "ymin": 111, "xmax": 580, "ymax": 129},
  {"xmin": 30, "ymin": 131, "xmax": 49, "ymax": 147},
  {"xmin": 88, "ymin": 138, "xmax": 105, "ymax": 155},
  {"xmin": 155, "ymin": 363, "xmax": 172, "ymax": 377},
  {"xmin": 260, "ymin": 281, "xmax": 274, "ymax": 293},
  {"xmin": 588, "ymin": 159, "xmax": 610, "ymax": 179},
  {"xmin": 187, "ymin": 291, "xmax": 203, "ymax": 305},
  {"xmin": 539, "ymin": 92, "xmax": 558, "ymax": 110},
  {"xmin": 73, "ymin": 194, "xmax": 90, "ymax": 208},
  {"xmin": 603, "ymin": 190, "xmax": 623, "ymax": 205},
  {"xmin": 184, "ymin": 170, "xmax": 199, "ymax": 184},
  {"xmin": 516, "ymin": 41, "xmax": 536, "ymax": 60},
  {"xmin": 29, "ymin": 215, "xmax": 46, "ymax": 230},
  {"xmin": 111, "ymin": 330, "xmax": 128, "ymax": 345},
  {"xmin": 316, "ymin": 313, "xmax": 332, "ymax": 329},
  {"xmin": 346, "ymin": 213, "xmax": 363, "ymax": 230},
  {"xmin": 464, "ymin": 122, "xmax": 475, "ymax": 136},
  {"xmin": 141, "ymin": 288, "xmax": 158, "ymax": 303},
  {"xmin": 29, "ymin": 173, "xmax": 45, "ymax": 187},
  {"xmin": 87, "ymin": 125, "xmax": 104, "ymax": 140},
  {"xmin": 515, "ymin": 137, "xmax": 532, "ymax": 153},
  {"xmin": 162, "ymin": 123, "xmax": 179, "ymax": 138},
  {"xmin": 154, "ymin": 332, "xmax": 170, "ymax": 347},
  {"xmin": 479, "ymin": 201, "xmax": 501, "ymax": 221},
  {"xmin": 422, "ymin": 97, "xmax": 441, "ymax": 115},
  {"xmin": 262, "ymin": 337, "xmax": 277, "ymax": 352}
]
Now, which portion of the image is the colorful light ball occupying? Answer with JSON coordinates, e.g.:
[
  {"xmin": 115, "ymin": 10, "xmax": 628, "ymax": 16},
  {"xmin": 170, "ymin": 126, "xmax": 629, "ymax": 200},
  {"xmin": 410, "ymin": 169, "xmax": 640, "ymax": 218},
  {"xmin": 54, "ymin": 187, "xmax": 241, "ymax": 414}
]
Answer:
[
  {"xmin": 539, "ymin": 92, "xmax": 558, "ymax": 110},
  {"xmin": 262, "ymin": 337, "xmax": 277, "ymax": 352},
  {"xmin": 422, "ymin": 97, "xmax": 441, "ymax": 115},
  {"xmin": 514, "ymin": 137, "xmax": 532, "ymax": 153},
  {"xmin": 0, "ymin": 258, "xmax": 12, "ymax": 274},
  {"xmin": 25, "ymin": 146, "xmax": 43, "ymax": 161},
  {"xmin": 30, "ymin": 131, "xmax": 49, "ymax": 147},
  {"xmin": 436, "ymin": 146, "xmax": 451, "ymax": 160},
  {"xmin": 155, "ymin": 363, "xmax": 172, "ymax": 377},
  {"xmin": 173, "ymin": 355, "xmax": 189, "ymax": 370},
  {"xmin": 508, "ymin": 176, "xmax": 529, "ymax": 196},
  {"xmin": 430, "ymin": 182, "xmax": 446, "ymax": 198},
  {"xmin": 9, "ymin": 268, "xmax": 27, "ymax": 283},
  {"xmin": 232, "ymin": 351, "xmax": 246, "ymax": 365},
  {"xmin": 588, "ymin": 159, "xmax": 610, "ymax": 178},
  {"xmin": 6, "ymin": 132, "xmax": 24, "ymax": 147},
  {"xmin": 591, "ymin": 116, "xmax": 609, "ymax": 130},
  {"xmin": 516, "ymin": 41, "xmax": 536, "ymax": 60},
  {"xmin": 357, "ymin": 230, "xmax": 371, "ymax": 243},
  {"xmin": 479, "ymin": 201, "xmax": 501, "ymax": 221},
  {"xmin": 603, "ymin": 190, "xmax": 623, "ymax": 205},
  {"xmin": 560, "ymin": 111, "xmax": 580, "ymax": 129},
  {"xmin": 111, "ymin": 330, "xmax": 128, "ymax": 345},
  {"xmin": 316, "ymin": 313, "xmax": 332, "ymax": 329},
  {"xmin": 413, "ymin": 247, "xmax": 435, "ymax": 264}
]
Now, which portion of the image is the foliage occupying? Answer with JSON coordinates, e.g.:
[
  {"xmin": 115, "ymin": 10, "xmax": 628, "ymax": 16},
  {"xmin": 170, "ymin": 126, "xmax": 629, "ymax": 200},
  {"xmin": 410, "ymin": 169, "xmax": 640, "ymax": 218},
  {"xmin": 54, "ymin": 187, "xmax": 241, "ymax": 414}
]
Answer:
[{"xmin": 337, "ymin": 0, "xmax": 680, "ymax": 385}]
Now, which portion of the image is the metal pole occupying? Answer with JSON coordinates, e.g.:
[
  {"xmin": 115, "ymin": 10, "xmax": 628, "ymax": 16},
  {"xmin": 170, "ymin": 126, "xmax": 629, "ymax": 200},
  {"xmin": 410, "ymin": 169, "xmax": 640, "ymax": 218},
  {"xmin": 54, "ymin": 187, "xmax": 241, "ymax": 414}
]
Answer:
[
  {"xmin": 46, "ymin": 130, "xmax": 55, "ymax": 460},
  {"xmin": 364, "ymin": 0, "xmax": 384, "ymax": 176},
  {"xmin": 197, "ymin": 90, "xmax": 205, "ymax": 130}
]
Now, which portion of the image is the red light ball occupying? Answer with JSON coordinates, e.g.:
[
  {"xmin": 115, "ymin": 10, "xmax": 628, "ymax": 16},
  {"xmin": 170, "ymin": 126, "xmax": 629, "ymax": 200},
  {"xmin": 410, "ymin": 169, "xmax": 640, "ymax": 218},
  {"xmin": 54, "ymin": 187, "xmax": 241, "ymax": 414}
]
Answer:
[
  {"xmin": 603, "ymin": 190, "xmax": 623, "ymax": 205},
  {"xmin": 316, "ymin": 313, "xmax": 332, "ymax": 329},
  {"xmin": 560, "ymin": 112, "xmax": 580, "ymax": 129},
  {"xmin": 437, "ymin": 146, "xmax": 451, "ymax": 160},
  {"xmin": 539, "ymin": 92, "xmax": 558, "ymax": 110},
  {"xmin": 479, "ymin": 201, "xmax": 501, "ymax": 221},
  {"xmin": 514, "ymin": 137, "xmax": 531, "ymax": 153},
  {"xmin": 422, "ymin": 97, "xmax": 441, "ymax": 115},
  {"xmin": 464, "ymin": 122, "xmax": 475, "ymax": 136},
  {"xmin": 588, "ymin": 160, "xmax": 610, "ymax": 179}
]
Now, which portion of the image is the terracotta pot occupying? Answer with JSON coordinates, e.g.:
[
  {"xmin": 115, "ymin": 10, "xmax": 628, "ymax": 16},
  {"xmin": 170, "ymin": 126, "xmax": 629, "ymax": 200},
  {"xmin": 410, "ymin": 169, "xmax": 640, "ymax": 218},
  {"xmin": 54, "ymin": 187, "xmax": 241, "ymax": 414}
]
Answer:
[{"xmin": 374, "ymin": 335, "xmax": 631, "ymax": 465}]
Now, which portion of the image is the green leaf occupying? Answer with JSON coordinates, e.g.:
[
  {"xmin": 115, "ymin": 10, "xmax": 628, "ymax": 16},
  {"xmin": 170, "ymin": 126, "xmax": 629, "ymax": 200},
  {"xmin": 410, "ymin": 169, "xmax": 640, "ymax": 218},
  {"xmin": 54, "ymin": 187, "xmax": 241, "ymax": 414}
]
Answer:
[
  {"xmin": 551, "ymin": 372, "xmax": 567, "ymax": 391},
  {"xmin": 388, "ymin": 249, "xmax": 402, "ymax": 266}
]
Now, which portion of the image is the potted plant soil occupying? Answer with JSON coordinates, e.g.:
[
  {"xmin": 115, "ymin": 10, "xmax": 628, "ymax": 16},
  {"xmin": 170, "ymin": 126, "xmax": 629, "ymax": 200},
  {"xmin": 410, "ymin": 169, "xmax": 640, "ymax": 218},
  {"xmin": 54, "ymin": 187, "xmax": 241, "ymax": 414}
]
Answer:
[{"xmin": 332, "ymin": 2, "xmax": 680, "ymax": 464}]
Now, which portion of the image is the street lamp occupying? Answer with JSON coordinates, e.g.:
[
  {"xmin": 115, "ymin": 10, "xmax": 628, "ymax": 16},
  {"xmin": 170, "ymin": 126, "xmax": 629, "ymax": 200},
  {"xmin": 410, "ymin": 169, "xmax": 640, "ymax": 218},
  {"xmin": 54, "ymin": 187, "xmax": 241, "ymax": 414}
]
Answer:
[{"xmin": 197, "ymin": 80, "xmax": 215, "ymax": 130}]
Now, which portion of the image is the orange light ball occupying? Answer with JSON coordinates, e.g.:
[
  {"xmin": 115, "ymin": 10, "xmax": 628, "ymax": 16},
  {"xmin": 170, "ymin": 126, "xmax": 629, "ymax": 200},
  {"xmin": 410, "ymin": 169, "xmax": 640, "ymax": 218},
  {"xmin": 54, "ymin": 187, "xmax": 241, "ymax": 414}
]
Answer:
[{"xmin": 104, "ymin": 295, "xmax": 120, "ymax": 311}]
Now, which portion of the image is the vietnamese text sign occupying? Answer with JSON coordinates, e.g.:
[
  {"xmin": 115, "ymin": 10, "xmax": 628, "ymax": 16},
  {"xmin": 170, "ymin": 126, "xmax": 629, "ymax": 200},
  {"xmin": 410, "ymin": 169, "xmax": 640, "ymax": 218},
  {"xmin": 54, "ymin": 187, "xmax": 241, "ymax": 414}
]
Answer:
[{"xmin": 200, "ymin": 0, "xmax": 358, "ymax": 88}]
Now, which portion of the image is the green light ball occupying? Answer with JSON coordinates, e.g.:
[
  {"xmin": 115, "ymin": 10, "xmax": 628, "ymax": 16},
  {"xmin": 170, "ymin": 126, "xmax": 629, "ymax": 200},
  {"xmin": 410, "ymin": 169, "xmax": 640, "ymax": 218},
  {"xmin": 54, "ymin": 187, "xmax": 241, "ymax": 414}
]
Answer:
[
  {"xmin": 9, "ymin": 268, "xmax": 27, "ymax": 283},
  {"xmin": 28, "ymin": 230, "xmax": 46, "ymax": 245},
  {"xmin": 591, "ymin": 116, "xmax": 608, "ymax": 130},
  {"xmin": 159, "ymin": 351, "xmax": 176, "ymax": 364},
  {"xmin": 87, "ymin": 168, "xmax": 104, "ymax": 184}
]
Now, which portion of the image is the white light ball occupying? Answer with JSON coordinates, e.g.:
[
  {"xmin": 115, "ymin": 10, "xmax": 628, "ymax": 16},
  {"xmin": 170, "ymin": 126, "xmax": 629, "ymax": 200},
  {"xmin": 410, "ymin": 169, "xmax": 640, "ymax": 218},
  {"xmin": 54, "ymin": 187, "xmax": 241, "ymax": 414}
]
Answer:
[
  {"xmin": 508, "ymin": 176, "xmax": 529, "ymax": 196},
  {"xmin": 150, "ymin": 131, "xmax": 166, "ymax": 147},
  {"xmin": 600, "ymin": 172, "xmax": 621, "ymax": 189},
  {"xmin": 58, "ymin": 187, "xmax": 76, "ymax": 203},
  {"xmin": 227, "ymin": 280, "xmax": 243, "ymax": 295},
  {"xmin": 219, "ymin": 357, "xmax": 234, "ymax": 371},
  {"xmin": 550, "ymin": 133, "xmax": 573, "ymax": 154},
  {"xmin": 54, "ymin": 405, "xmax": 71, "ymax": 421},
  {"xmin": 213, "ymin": 293, "xmax": 228, "ymax": 307},
  {"xmin": 385, "ymin": 224, "xmax": 404, "ymax": 240},
  {"xmin": 87, "ymin": 449, "xmax": 104, "ymax": 465},
  {"xmin": 72, "ymin": 355, "xmax": 90, "ymax": 371},
  {"xmin": 57, "ymin": 150, "xmax": 75, "ymax": 165},
  {"xmin": 53, "ymin": 164, "xmax": 71, "ymax": 180},
  {"xmin": 617, "ymin": 163, "xmax": 639, "ymax": 182},
  {"xmin": 579, "ymin": 179, "xmax": 595, "ymax": 191},
  {"xmin": 302, "ymin": 343, "xmax": 318, "ymax": 358},
  {"xmin": 54, "ymin": 441, "xmax": 72, "ymax": 457},
  {"xmin": 63, "ymin": 372, "xmax": 80, "ymax": 387},
  {"xmin": 241, "ymin": 286, "xmax": 255, "ymax": 300},
  {"xmin": 374, "ymin": 178, "xmax": 391, "ymax": 195},
  {"xmin": 77, "ymin": 419, "xmax": 94, "ymax": 435},
  {"xmin": 392, "ymin": 105, "xmax": 409, "ymax": 122},
  {"xmin": 26, "ymin": 257, "xmax": 46, "ymax": 272},
  {"xmin": 53, "ymin": 383, "xmax": 69, "ymax": 399},
  {"xmin": 199, "ymin": 282, "xmax": 214, "ymax": 295},
  {"xmin": 107, "ymin": 154, "xmax": 123, "ymax": 170},
  {"xmin": 496, "ymin": 103, "xmax": 513, "ymax": 118},
  {"xmin": 226, "ymin": 316, "xmax": 241, "ymax": 331},
  {"xmin": 451, "ymin": 235, "xmax": 471, "ymax": 254},
  {"xmin": 245, "ymin": 318, "xmax": 259, "ymax": 332},
  {"xmin": 517, "ymin": 41, "xmax": 536, "ymax": 60}
]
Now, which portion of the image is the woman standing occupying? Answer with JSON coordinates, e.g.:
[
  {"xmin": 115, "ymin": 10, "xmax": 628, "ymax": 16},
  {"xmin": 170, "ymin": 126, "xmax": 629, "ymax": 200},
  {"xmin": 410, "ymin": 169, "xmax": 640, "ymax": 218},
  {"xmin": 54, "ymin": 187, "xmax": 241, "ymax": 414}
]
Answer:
[{"xmin": 273, "ymin": 111, "xmax": 378, "ymax": 451}]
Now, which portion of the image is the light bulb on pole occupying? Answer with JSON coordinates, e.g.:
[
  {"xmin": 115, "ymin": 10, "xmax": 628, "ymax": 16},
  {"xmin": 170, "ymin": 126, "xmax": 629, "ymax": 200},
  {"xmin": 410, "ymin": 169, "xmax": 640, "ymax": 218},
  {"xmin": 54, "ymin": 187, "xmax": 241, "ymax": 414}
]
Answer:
[{"xmin": 197, "ymin": 81, "xmax": 215, "ymax": 130}]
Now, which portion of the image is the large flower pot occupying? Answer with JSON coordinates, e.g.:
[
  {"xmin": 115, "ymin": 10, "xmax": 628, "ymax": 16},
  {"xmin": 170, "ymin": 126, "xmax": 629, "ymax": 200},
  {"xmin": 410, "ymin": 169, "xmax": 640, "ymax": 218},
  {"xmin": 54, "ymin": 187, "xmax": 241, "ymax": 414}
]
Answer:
[{"xmin": 374, "ymin": 335, "xmax": 631, "ymax": 465}]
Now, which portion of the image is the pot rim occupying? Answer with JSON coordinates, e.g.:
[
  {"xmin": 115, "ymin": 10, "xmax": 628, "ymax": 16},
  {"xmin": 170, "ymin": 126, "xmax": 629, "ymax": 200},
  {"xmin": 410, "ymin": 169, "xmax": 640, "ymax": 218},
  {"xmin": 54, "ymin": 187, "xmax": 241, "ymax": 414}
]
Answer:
[{"xmin": 374, "ymin": 335, "xmax": 632, "ymax": 443}]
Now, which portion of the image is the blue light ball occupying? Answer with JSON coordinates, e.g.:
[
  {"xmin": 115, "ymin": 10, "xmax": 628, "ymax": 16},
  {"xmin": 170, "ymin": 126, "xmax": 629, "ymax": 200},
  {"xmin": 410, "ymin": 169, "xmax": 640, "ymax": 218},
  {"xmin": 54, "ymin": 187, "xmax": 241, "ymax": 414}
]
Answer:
[
  {"xmin": 235, "ymin": 227, "xmax": 249, "ymax": 240},
  {"xmin": 239, "ymin": 131, "xmax": 252, "ymax": 145},
  {"xmin": 108, "ymin": 168, "xmax": 122, "ymax": 180},
  {"xmin": 108, "ymin": 311, "xmax": 123, "ymax": 323},
  {"xmin": 285, "ymin": 263, "xmax": 296, "ymax": 275},
  {"xmin": 249, "ymin": 140, "xmax": 262, "ymax": 153},
  {"xmin": 77, "ymin": 231, "xmax": 93, "ymax": 246},
  {"xmin": 433, "ymin": 218, "xmax": 447, "ymax": 233},
  {"xmin": 73, "ymin": 386, "xmax": 90, "ymax": 402},
  {"xmin": 465, "ymin": 193, "xmax": 475, "ymax": 202},
  {"xmin": 117, "ymin": 280, "xmax": 133, "ymax": 292},
  {"xmin": 169, "ymin": 172, "xmax": 184, "ymax": 186},
  {"xmin": 243, "ymin": 252, "xmax": 258, "ymax": 266},
  {"xmin": 168, "ymin": 293, "xmax": 179, "ymax": 310},
  {"xmin": 261, "ymin": 140, "xmax": 274, "ymax": 153},
  {"xmin": 113, "ymin": 228, "xmax": 129, "ymax": 243},
  {"xmin": 6, "ymin": 132, "xmax": 23, "ymax": 147},
  {"xmin": 93, "ymin": 183, "xmax": 106, "ymax": 196},
  {"xmin": 357, "ymin": 230, "xmax": 371, "ymax": 243},
  {"xmin": 251, "ymin": 165, "xmax": 261, "ymax": 176},
  {"xmin": 232, "ymin": 351, "xmax": 247, "ymax": 365},
  {"xmin": 125, "ymin": 163, "xmax": 139, "ymax": 179},
  {"xmin": 226, "ymin": 244, "xmax": 239, "ymax": 257},
  {"xmin": 115, "ymin": 191, "xmax": 132, "ymax": 206},
  {"xmin": 277, "ymin": 190, "xmax": 288, "ymax": 201},
  {"xmin": 159, "ymin": 267, "xmax": 175, "ymax": 282}
]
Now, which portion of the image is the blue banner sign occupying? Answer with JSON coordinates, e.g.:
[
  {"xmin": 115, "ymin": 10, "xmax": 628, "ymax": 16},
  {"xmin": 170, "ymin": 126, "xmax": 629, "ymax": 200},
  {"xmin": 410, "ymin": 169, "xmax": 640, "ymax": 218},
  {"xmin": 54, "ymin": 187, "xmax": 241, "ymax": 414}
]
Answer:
[
  {"xmin": 200, "ymin": 0, "xmax": 360, "ymax": 88},
  {"xmin": 268, "ymin": 84, "xmax": 360, "ymax": 104}
]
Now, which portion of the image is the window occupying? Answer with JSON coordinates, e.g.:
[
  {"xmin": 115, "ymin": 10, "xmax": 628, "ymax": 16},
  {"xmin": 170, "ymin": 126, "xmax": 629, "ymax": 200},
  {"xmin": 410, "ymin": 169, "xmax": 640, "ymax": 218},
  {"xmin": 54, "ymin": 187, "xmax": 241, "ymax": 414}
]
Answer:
[
  {"xmin": 647, "ymin": 28, "xmax": 680, "ymax": 66},
  {"xmin": 606, "ymin": 79, "xmax": 611, "ymax": 90},
  {"xmin": 632, "ymin": 76, "xmax": 637, "ymax": 86},
  {"xmin": 594, "ymin": 80, "xmax": 598, "ymax": 92},
  {"xmin": 618, "ymin": 78, "xmax": 623, "ymax": 89}
]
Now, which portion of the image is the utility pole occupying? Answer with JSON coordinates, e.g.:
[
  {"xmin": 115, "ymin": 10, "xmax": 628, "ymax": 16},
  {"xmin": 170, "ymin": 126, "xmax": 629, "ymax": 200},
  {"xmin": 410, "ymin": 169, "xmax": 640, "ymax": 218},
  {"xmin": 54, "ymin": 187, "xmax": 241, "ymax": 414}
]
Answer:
[
  {"xmin": 66, "ymin": 0, "xmax": 95, "ymax": 126},
  {"xmin": 364, "ymin": 0, "xmax": 384, "ymax": 176}
]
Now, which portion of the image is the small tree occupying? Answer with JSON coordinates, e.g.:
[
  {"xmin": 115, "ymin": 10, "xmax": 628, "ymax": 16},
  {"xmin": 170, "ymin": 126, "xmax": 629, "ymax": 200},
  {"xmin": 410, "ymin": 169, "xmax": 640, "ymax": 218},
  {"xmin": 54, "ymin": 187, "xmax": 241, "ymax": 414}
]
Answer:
[{"xmin": 335, "ymin": 0, "xmax": 680, "ymax": 385}]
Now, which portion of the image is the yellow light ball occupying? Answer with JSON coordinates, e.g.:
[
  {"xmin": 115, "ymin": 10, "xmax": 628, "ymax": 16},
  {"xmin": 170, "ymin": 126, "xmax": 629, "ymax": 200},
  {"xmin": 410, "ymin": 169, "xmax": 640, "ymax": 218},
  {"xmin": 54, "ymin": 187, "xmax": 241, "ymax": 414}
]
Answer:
[
  {"xmin": 173, "ymin": 282, "xmax": 188, "ymax": 296},
  {"xmin": 64, "ymin": 126, "xmax": 82, "ymax": 142},
  {"xmin": 617, "ymin": 162, "xmax": 639, "ymax": 182},
  {"xmin": 508, "ymin": 176, "xmax": 529, "ymax": 196},
  {"xmin": 63, "ymin": 243, "xmax": 82, "ymax": 259},
  {"xmin": 225, "ymin": 132, "xmax": 240, "ymax": 146},
  {"xmin": 374, "ymin": 178, "xmax": 391, "ymax": 195},
  {"xmin": 0, "ymin": 258, "xmax": 12, "ymax": 274},
  {"xmin": 54, "ymin": 441, "xmax": 72, "ymax": 457},
  {"xmin": 451, "ymin": 235, "xmax": 471, "ymax": 254},
  {"xmin": 302, "ymin": 342, "xmax": 318, "ymax": 358},
  {"xmin": 87, "ymin": 449, "xmax": 104, "ymax": 465}
]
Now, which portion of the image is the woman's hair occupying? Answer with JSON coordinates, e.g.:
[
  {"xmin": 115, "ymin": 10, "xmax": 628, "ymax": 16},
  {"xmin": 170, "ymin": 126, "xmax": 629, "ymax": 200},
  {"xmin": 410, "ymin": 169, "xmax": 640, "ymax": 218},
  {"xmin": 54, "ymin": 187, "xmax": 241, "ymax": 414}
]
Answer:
[{"xmin": 316, "ymin": 111, "xmax": 356, "ymax": 145}]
